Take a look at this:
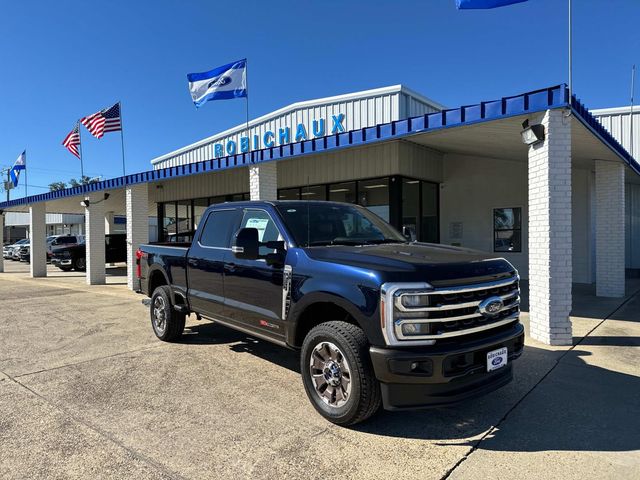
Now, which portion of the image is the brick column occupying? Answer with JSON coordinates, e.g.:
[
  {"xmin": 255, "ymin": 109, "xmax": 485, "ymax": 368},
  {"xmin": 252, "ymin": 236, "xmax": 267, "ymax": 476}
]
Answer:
[
  {"xmin": 29, "ymin": 202, "xmax": 47, "ymax": 277},
  {"xmin": 0, "ymin": 213, "xmax": 4, "ymax": 273},
  {"xmin": 528, "ymin": 109, "xmax": 573, "ymax": 346},
  {"xmin": 249, "ymin": 162, "xmax": 277, "ymax": 201},
  {"xmin": 85, "ymin": 195, "xmax": 106, "ymax": 285},
  {"xmin": 595, "ymin": 160, "xmax": 625, "ymax": 297},
  {"xmin": 126, "ymin": 184, "xmax": 149, "ymax": 290}
]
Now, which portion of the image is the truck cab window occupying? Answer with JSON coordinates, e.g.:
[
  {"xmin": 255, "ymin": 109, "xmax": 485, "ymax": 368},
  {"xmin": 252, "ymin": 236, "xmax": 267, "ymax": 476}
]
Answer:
[
  {"xmin": 199, "ymin": 210, "xmax": 238, "ymax": 248},
  {"xmin": 240, "ymin": 210, "xmax": 282, "ymax": 256}
]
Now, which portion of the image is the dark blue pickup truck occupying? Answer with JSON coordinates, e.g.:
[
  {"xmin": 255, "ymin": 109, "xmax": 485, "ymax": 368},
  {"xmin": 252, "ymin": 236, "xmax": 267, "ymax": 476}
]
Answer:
[{"xmin": 137, "ymin": 201, "xmax": 524, "ymax": 425}]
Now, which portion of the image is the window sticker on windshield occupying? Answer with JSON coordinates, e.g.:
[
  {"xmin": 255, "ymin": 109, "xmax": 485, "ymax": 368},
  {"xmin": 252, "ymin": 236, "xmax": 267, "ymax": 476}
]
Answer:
[{"xmin": 246, "ymin": 218, "xmax": 270, "ymax": 241}]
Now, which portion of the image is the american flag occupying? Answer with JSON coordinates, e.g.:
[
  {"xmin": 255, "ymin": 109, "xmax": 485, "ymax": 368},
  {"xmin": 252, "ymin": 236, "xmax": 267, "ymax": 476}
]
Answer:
[
  {"xmin": 81, "ymin": 102, "xmax": 122, "ymax": 139},
  {"xmin": 62, "ymin": 123, "xmax": 81, "ymax": 159}
]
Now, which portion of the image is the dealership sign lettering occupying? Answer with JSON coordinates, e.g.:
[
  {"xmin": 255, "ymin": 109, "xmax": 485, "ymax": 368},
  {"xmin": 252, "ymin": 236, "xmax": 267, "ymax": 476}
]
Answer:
[{"xmin": 214, "ymin": 113, "xmax": 346, "ymax": 157}]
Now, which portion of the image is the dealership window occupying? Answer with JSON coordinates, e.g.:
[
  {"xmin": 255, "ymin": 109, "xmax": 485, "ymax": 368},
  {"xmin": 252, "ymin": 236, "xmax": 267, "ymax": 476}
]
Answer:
[
  {"xmin": 421, "ymin": 181, "xmax": 439, "ymax": 243},
  {"xmin": 301, "ymin": 185, "xmax": 326, "ymax": 201},
  {"xmin": 359, "ymin": 178, "xmax": 390, "ymax": 223},
  {"xmin": 494, "ymin": 207, "xmax": 522, "ymax": 252},
  {"xmin": 328, "ymin": 181, "xmax": 356, "ymax": 204},
  {"xmin": 194, "ymin": 198, "xmax": 209, "ymax": 229},
  {"xmin": 177, "ymin": 201, "xmax": 192, "ymax": 238},
  {"xmin": 278, "ymin": 188, "xmax": 300, "ymax": 200},
  {"xmin": 162, "ymin": 203, "xmax": 177, "ymax": 239}
]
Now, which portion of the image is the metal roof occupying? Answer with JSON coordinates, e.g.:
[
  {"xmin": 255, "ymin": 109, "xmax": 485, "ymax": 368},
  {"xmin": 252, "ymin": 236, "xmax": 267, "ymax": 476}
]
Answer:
[
  {"xmin": 1, "ymin": 84, "xmax": 637, "ymax": 210},
  {"xmin": 150, "ymin": 84, "xmax": 445, "ymax": 167}
]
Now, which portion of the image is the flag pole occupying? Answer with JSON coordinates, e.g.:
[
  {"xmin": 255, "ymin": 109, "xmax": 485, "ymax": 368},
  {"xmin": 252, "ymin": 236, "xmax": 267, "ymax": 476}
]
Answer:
[
  {"xmin": 24, "ymin": 151, "xmax": 28, "ymax": 199},
  {"xmin": 77, "ymin": 121, "xmax": 85, "ymax": 180},
  {"xmin": 119, "ymin": 101, "xmax": 126, "ymax": 176},
  {"xmin": 631, "ymin": 65, "xmax": 636, "ymax": 158},
  {"xmin": 5, "ymin": 169, "xmax": 9, "ymax": 202},
  {"xmin": 244, "ymin": 60, "xmax": 251, "ymax": 161},
  {"xmin": 568, "ymin": 0, "xmax": 572, "ymax": 103}
]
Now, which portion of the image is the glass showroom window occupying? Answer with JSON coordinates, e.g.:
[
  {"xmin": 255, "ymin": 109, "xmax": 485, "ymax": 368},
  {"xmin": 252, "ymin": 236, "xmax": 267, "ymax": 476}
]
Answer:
[
  {"xmin": 358, "ymin": 178, "xmax": 390, "ymax": 222},
  {"xmin": 494, "ymin": 207, "xmax": 522, "ymax": 252}
]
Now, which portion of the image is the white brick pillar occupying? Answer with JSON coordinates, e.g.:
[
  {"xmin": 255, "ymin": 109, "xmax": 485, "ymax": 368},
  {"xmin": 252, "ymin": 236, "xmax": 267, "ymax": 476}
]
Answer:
[
  {"xmin": 527, "ymin": 109, "xmax": 573, "ymax": 346},
  {"xmin": 29, "ymin": 202, "xmax": 47, "ymax": 278},
  {"xmin": 0, "ymin": 213, "xmax": 4, "ymax": 273},
  {"xmin": 85, "ymin": 195, "xmax": 106, "ymax": 285},
  {"xmin": 595, "ymin": 160, "xmax": 625, "ymax": 297},
  {"xmin": 249, "ymin": 162, "xmax": 278, "ymax": 201},
  {"xmin": 126, "ymin": 184, "xmax": 149, "ymax": 290}
]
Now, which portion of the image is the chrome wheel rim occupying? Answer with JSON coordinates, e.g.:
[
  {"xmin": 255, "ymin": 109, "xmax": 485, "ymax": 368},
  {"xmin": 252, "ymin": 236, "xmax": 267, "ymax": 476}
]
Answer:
[
  {"xmin": 309, "ymin": 342, "xmax": 352, "ymax": 408},
  {"xmin": 152, "ymin": 296, "xmax": 167, "ymax": 335}
]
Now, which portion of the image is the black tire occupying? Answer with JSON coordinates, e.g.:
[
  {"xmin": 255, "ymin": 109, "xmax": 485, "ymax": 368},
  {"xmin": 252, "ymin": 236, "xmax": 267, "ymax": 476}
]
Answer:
[
  {"xmin": 150, "ymin": 286, "xmax": 186, "ymax": 342},
  {"xmin": 73, "ymin": 257, "xmax": 86, "ymax": 271},
  {"xmin": 59, "ymin": 266, "xmax": 73, "ymax": 272},
  {"xmin": 301, "ymin": 321, "xmax": 381, "ymax": 426}
]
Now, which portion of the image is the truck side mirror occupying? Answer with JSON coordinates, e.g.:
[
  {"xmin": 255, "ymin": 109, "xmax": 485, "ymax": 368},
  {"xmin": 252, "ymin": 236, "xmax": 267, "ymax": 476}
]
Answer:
[
  {"xmin": 402, "ymin": 226, "xmax": 415, "ymax": 242},
  {"xmin": 232, "ymin": 228, "xmax": 259, "ymax": 260}
]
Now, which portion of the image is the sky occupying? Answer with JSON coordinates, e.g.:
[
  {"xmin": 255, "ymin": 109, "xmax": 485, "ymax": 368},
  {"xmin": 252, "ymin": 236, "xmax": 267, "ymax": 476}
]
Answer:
[{"xmin": 1, "ymin": 0, "xmax": 639, "ymax": 199}]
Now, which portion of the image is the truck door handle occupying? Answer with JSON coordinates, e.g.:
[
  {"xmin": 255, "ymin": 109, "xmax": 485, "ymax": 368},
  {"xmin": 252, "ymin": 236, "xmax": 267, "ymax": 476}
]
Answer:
[
  {"xmin": 188, "ymin": 258, "xmax": 199, "ymax": 267},
  {"xmin": 224, "ymin": 263, "xmax": 236, "ymax": 272}
]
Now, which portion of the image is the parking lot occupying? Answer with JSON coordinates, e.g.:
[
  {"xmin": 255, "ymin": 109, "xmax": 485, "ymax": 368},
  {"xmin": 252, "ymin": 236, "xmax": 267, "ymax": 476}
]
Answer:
[{"xmin": 1, "ymin": 261, "xmax": 639, "ymax": 479}]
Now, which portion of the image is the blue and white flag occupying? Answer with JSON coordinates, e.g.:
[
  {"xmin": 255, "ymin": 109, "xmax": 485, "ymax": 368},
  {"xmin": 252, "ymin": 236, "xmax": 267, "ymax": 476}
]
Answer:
[
  {"xmin": 187, "ymin": 59, "xmax": 247, "ymax": 108},
  {"xmin": 10, "ymin": 150, "xmax": 26, "ymax": 188},
  {"xmin": 456, "ymin": 0, "xmax": 527, "ymax": 8}
]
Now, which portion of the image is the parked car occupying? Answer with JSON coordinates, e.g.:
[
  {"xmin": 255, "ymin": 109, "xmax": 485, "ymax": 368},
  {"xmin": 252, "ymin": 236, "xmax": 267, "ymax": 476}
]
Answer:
[
  {"xmin": 51, "ymin": 234, "xmax": 126, "ymax": 272},
  {"xmin": 47, "ymin": 235, "xmax": 84, "ymax": 260},
  {"xmin": 18, "ymin": 245, "xmax": 30, "ymax": 262},
  {"xmin": 11, "ymin": 241, "xmax": 29, "ymax": 261},
  {"xmin": 137, "ymin": 201, "xmax": 524, "ymax": 426},
  {"xmin": 3, "ymin": 239, "xmax": 28, "ymax": 260}
]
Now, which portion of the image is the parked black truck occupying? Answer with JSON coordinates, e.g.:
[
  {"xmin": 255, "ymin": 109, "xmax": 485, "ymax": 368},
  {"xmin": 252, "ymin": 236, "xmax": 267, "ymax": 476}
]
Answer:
[
  {"xmin": 51, "ymin": 234, "xmax": 126, "ymax": 271},
  {"xmin": 137, "ymin": 201, "xmax": 524, "ymax": 425}
]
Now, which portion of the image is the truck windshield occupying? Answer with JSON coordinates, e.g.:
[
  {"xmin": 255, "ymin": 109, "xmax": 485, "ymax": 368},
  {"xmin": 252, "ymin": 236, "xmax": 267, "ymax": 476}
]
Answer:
[{"xmin": 275, "ymin": 202, "xmax": 407, "ymax": 247}]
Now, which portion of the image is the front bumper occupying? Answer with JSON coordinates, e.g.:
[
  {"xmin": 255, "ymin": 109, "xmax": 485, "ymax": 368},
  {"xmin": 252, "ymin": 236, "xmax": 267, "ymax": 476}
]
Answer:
[
  {"xmin": 51, "ymin": 258, "xmax": 72, "ymax": 267},
  {"xmin": 369, "ymin": 322, "xmax": 524, "ymax": 410}
]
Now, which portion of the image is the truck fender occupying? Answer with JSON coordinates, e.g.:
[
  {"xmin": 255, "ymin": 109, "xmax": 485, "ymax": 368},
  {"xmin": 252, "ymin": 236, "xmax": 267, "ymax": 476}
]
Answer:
[{"xmin": 286, "ymin": 291, "xmax": 373, "ymax": 347}]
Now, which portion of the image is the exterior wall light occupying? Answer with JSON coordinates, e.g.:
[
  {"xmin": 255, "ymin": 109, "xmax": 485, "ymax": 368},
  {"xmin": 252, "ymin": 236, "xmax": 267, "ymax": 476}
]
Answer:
[{"xmin": 521, "ymin": 120, "xmax": 545, "ymax": 146}]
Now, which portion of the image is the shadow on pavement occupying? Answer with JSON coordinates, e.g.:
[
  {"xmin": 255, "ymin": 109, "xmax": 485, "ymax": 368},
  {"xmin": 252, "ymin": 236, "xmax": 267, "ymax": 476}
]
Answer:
[{"xmin": 181, "ymin": 320, "xmax": 639, "ymax": 453}]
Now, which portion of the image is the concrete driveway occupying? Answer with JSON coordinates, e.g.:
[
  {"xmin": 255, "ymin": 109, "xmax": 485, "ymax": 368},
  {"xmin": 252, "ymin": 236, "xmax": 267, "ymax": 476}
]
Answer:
[{"xmin": 0, "ymin": 262, "xmax": 638, "ymax": 479}]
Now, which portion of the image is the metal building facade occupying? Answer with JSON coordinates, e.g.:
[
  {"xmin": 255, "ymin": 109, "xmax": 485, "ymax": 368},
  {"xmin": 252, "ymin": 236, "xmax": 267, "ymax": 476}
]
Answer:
[
  {"xmin": 151, "ymin": 85, "xmax": 443, "ymax": 170},
  {"xmin": 592, "ymin": 106, "xmax": 640, "ymax": 271}
]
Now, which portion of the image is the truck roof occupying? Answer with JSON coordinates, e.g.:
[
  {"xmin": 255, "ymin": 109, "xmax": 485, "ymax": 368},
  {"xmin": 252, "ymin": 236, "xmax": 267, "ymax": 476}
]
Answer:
[{"xmin": 209, "ymin": 200, "xmax": 357, "ymax": 209}]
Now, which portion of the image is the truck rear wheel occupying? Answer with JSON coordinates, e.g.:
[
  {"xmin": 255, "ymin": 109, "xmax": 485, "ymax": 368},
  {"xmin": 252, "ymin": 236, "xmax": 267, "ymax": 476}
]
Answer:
[
  {"xmin": 150, "ymin": 286, "xmax": 185, "ymax": 342},
  {"xmin": 301, "ymin": 321, "xmax": 381, "ymax": 426}
]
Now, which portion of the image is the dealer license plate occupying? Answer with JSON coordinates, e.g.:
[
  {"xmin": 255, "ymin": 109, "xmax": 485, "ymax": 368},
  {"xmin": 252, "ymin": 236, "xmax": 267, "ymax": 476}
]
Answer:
[{"xmin": 486, "ymin": 347, "xmax": 508, "ymax": 372}]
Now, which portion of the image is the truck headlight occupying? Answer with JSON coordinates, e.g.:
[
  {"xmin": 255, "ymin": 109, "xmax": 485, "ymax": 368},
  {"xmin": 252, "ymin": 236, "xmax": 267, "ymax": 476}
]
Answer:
[{"xmin": 400, "ymin": 294, "xmax": 429, "ymax": 309}]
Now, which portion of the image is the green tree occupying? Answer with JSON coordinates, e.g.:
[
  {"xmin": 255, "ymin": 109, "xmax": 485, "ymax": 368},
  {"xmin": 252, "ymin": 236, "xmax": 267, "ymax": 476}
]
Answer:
[{"xmin": 48, "ymin": 181, "xmax": 67, "ymax": 191}]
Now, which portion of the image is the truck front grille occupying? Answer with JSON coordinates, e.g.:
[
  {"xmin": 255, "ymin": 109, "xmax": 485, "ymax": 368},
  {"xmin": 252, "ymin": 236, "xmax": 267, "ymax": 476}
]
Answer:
[{"xmin": 391, "ymin": 276, "xmax": 520, "ymax": 343}]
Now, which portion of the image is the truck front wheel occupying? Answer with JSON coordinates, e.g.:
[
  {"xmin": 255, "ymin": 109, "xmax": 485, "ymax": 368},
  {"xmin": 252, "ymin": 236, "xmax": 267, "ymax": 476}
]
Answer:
[
  {"xmin": 301, "ymin": 321, "xmax": 381, "ymax": 426},
  {"xmin": 150, "ymin": 286, "xmax": 186, "ymax": 342}
]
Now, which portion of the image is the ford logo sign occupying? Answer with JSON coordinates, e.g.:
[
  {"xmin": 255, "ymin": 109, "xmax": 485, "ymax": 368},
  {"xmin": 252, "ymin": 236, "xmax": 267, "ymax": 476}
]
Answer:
[
  {"xmin": 478, "ymin": 296, "xmax": 504, "ymax": 317},
  {"xmin": 491, "ymin": 356, "xmax": 503, "ymax": 366},
  {"xmin": 208, "ymin": 76, "xmax": 231, "ymax": 89}
]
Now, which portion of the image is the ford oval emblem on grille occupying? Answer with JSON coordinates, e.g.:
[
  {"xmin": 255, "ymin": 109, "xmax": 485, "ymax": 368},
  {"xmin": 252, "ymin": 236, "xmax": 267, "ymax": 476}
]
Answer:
[{"xmin": 478, "ymin": 296, "xmax": 504, "ymax": 317}]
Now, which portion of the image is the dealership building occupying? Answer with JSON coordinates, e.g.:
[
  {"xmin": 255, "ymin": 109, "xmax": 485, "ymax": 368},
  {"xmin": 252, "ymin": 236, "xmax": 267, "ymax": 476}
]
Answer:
[{"xmin": 0, "ymin": 83, "xmax": 638, "ymax": 346}]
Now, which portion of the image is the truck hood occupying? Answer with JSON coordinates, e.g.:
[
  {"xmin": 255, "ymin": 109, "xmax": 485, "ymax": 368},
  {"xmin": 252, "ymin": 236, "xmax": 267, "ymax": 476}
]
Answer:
[{"xmin": 303, "ymin": 242, "xmax": 516, "ymax": 285}]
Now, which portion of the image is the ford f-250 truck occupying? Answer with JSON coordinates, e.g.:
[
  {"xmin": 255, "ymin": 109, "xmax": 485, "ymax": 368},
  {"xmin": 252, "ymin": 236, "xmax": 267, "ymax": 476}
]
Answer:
[{"xmin": 137, "ymin": 201, "xmax": 524, "ymax": 425}]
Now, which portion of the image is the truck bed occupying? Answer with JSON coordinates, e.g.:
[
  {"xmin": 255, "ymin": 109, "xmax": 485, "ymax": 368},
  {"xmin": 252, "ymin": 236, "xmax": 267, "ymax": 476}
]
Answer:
[{"xmin": 138, "ymin": 243, "xmax": 190, "ymax": 296}]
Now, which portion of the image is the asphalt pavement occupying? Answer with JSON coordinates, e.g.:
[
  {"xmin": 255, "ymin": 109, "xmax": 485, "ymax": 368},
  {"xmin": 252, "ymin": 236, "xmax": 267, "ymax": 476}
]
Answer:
[{"xmin": 0, "ymin": 262, "xmax": 638, "ymax": 479}]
